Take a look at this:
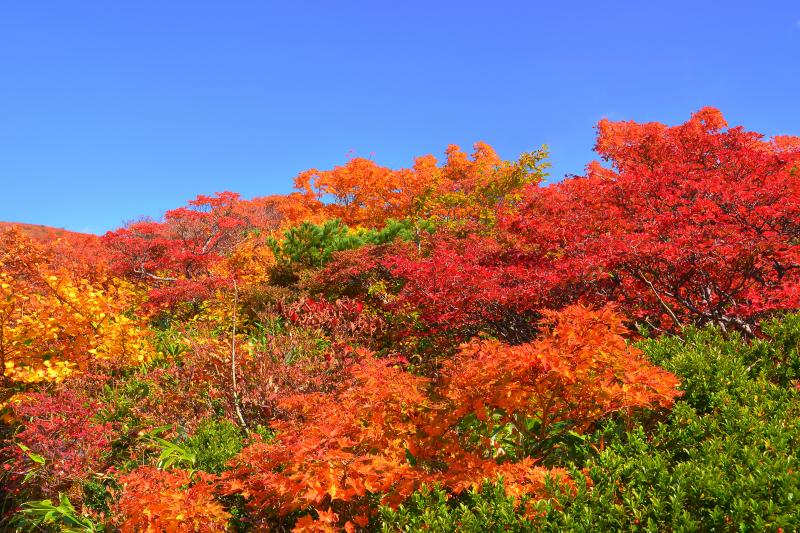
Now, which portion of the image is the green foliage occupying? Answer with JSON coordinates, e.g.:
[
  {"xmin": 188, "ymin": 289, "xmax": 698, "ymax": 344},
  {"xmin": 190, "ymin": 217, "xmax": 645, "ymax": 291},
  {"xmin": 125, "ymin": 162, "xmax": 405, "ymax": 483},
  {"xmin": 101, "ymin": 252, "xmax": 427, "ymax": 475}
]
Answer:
[
  {"xmin": 11, "ymin": 494, "xmax": 103, "ymax": 532},
  {"xmin": 759, "ymin": 312, "xmax": 800, "ymax": 386},
  {"xmin": 251, "ymin": 424, "xmax": 276, "ymax": 443},
  {"xmin": 640, "ymin": 326, "xmax": 758, "ymax": 414},
  {"xmin": 184, "ymin": 418, "xmax": 244, "ymax": 474},
  {"xmin": 269, "ymin": 219, "xmax": 357, "ymax": 269},
  {"xmin": 16, "ymin": 442, "xmax": 46, "ymax": 484},
  {"xmin": 140, "ymin": 426, "xmax": 197, "ymax": 471},
  {"xmin": 380, "ymin": 482, "xmax": 537, "ymax": 532},
  {"xmin": 268, "ymin": 218, "xmax": 431, "ymax": 269},
  {"xmin": 380, "ymin": 317, "xmax": 800, "ymax": 531},
  {"xmin": 536, "ymin": 323, "xmax": 800, "ymax": 531},
  {"xmin": 246, "ymin": 318, "xmax": 287, "ymax": 352},
  {"xmin": 136, "ymin": 419, "xmax": 244, "ymax": 476},
  {"xmin": 98, "ymin": 376, "xmax": 151, "ymax": 426},
  {"xmin": 80, "ymin": 477, "xmax": 117, "ymax": 517},
  {"xmin": 478, "ymin": 147, "xmax": 550, "ymax": 209},
  {"xmin": 152, "ymin": 327, "xmax": 189, "ymax": 360},
  {"xmin": 96, "ymin": 376, "xmax": 155, "ymax": 474}
]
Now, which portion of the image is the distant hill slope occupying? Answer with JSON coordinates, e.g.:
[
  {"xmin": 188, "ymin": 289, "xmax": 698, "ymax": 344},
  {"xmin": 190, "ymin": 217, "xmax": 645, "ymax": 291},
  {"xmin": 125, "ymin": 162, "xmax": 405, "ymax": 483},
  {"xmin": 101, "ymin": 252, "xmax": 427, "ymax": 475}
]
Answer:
[
  {"xmin": 0, "ymin": 221, "xmax": 98, "ymax": 243},
  {"xmin": 0, "ymin": 221, "xmax": 105, "ymax": 266}
]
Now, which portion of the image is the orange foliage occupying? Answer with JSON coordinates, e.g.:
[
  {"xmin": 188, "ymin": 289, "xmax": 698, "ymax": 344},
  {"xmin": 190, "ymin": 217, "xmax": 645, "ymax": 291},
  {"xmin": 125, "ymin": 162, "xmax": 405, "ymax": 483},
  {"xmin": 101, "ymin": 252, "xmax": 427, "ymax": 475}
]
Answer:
[
  {"xmin": 293, "ymin": 143, "xmax": 547, "ymax": 227},
  {"xmin": 250, "ymin": 192, "xmax": 326, "ymax": 228},
  {"xmin": 294, "ymin": 159, "xmax": 418, "ymax": 227},
  {"xmin": 113, "ymin": 467, "xmax": 230, "ymax": 532},
  {"xmin": 224, "ymin": 305, "xmax": 680, "ymax": 530},
  {"xmin": 224, "ymin": 354, "xmax": 428, "ymax": 528},
  {"xmin": 435, "ymin": 305, "xmax": 681, "ymax": 448},
  {"xmin": 0, "ymin": 222, "xmax": 105, "ymax": 274},
  {"xmin": 11, "ymin": 110, "xmax": 800, "ymax": 532}
]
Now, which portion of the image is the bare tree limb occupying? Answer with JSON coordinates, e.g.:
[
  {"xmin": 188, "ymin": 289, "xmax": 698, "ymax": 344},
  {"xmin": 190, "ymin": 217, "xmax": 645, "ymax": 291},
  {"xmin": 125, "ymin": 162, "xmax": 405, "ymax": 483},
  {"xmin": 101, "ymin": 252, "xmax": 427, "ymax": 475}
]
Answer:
[
  {"xmin": 230, "ymin": 278, "xmax": 249, "ymax": 433},
  {"xmin": 634, "ymin": 271, "xmax": 683, "ymax": 328}
]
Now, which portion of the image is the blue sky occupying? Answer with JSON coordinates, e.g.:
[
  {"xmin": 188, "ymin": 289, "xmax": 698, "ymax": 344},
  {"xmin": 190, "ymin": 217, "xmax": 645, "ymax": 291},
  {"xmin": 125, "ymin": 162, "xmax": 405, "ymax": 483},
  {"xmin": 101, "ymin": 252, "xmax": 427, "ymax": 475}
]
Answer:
[{"xmin": 2, "ymin": 1, "xmax": 799, "ymax": 234}]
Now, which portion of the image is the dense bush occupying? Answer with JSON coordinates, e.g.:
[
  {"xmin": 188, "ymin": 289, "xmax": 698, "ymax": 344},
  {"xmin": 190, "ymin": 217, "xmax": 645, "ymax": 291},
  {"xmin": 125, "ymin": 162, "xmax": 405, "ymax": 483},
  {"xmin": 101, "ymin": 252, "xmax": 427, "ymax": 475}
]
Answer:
[
  {"xmin": 3, "ymin": 109, "xmax": 799, "ymax": 531},
  {"xmin": 379, "ymin": 482, "xmax": 539, "ymax": 532},
  {"xmin": 380, "ymin": 319, "xmax": 800, "ymax": 531},
  {"xmin": 185, "ymin": 418, "xmax": 244, "ymax": 474}
]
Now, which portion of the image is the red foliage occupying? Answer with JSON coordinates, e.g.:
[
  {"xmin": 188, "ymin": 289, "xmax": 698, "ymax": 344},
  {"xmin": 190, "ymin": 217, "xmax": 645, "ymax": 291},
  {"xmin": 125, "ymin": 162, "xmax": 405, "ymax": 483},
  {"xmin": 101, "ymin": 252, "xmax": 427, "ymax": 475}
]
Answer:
[
  {"xmin": 103, "ymin": 192, "xmax": 254, "ymax": 306},
  {"xmin": 12, "ymin": 108, "xmax": 799, "ymax": 531},
  {"xmin": 279, "ymin": 297, "xmax": 384, "ymax": 349},
  {"xmin": 2, "ymin": 390, "xmax": 113, "ymax": 500},
  {"xmin": 383, "ymin": 233, "xmax": 558, "ymax": 344},
  {"xmin": 159, "ymin": 324, "xmax": 355, "ymax": 430},
  {"xmin": 309, "ymin": 241, "xmax": 408, "ymax": 298},
  {"xmin": 363, "ymin": 109, "xmax": 800, "ymax": 339},
  {"xmin": 502, "ymin": 107, "xmax": 800, "ymax": 333},
  {"xmin": 0, "ymin": 222, "xmax": 106, "ymax": 276}
]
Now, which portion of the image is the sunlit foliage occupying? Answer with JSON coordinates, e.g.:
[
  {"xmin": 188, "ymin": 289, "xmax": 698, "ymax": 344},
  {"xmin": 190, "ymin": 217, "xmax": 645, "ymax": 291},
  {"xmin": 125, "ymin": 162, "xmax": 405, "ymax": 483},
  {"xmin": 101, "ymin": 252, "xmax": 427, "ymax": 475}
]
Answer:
[{"xmin": 3, "ymin": 110, "xmax": 799, "ymax": 531}]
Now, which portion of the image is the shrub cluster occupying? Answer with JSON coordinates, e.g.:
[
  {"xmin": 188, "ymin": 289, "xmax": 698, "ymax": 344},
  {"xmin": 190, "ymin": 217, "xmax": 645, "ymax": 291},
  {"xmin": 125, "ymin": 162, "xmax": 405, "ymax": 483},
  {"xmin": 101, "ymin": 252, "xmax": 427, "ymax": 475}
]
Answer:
[{"xmin": 2, "ymin": 108, "xmax": 799, "ymax": 531}]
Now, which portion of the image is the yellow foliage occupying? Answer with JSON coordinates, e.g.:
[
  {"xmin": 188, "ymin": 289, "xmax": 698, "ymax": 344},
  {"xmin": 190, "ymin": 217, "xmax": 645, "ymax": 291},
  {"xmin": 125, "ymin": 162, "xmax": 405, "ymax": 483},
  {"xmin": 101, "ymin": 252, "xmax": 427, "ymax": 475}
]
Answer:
[
  {"xmin": 213, "ymin": 232, "xmax": 276, "ymax": 286},
  {"xmin": 0, "ymin": 232, "xmax": 154, "ymax": 384}
]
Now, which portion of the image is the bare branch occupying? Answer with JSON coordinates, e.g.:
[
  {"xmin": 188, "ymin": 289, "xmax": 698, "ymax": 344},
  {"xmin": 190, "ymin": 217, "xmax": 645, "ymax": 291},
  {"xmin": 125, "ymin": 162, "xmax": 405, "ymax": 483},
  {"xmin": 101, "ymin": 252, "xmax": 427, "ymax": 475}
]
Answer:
[{"xmin": 230, "ymin": 279, "xmax": 249, "ymax": 433}]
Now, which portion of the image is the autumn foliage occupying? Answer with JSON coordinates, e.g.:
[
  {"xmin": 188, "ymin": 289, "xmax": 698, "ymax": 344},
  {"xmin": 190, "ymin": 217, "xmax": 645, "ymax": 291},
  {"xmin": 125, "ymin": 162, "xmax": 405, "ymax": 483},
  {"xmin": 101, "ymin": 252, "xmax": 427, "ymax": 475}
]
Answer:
[
  {"xmin": 346, "ymin": 107, "xmax": 800, "ymax": 346},
  {"xmin": 2, "ymin": 108, "xmax": 798, "ymax": 531},
  {"xmin": 294, "ymin": 143, "xmax": 548, "ymax": 227},
  {"xmin": 437, "ymin": 305, "xmax": 680, "ymax": 447},
  {"xmin": 0, "ymin": 229, "xmax": 152, "ymax": 384},
  {"xmin": 1, "ymin": 391, "xmax": 113, "ymax": 501},
  {"xmin": 113, "ymin": 467, "xmax": 230, "ymax": 532},
  {"xmin": 222, "ymin": 305, "xmax": 680, "ymax": 530},
  {"xmin": 502, "ymin": 107, "xmax": 800, "ymax": 333}
]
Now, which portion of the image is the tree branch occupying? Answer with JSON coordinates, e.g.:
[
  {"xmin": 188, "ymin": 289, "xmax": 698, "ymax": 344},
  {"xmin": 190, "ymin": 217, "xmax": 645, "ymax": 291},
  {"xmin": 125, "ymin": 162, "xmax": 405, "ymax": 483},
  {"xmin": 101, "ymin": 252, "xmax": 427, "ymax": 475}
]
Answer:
[{"xmin": 230, "ymin": 279, "xmax": 249, "ymax": 433}]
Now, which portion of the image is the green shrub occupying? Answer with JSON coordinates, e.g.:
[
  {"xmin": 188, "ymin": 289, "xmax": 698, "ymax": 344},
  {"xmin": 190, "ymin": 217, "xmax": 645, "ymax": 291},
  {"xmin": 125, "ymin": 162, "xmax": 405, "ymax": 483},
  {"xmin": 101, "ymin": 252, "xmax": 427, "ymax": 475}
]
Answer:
[
  {"xmin": 533, "ymin": 324, "xmax": 800, "ymax": 531},
  {"xmin": 10, "ymin": 494, "xmax": 103, "ymax": 532},
  {"xmin": 268, "ymin": 218, "xmax": 432, "ymax": 270},
  {"xmin": 758, "ymin": 312, "xmax": 800, "ymax": 386},
  {"xmin": 640, "ymin": 326, "xmax": 759, "ymax": 414},
  {"xmin": 80, "ymin": 477, "xmax": 117, "ymax": 517},
  {"xmin": 380, "ymin": 317, "xmax": 800, "ymax": 532},
  {"xmin": 380, "ymin": 482, "xmax": 538, "ymax": 532},
  {"xmin": 184, "ymin": 418, "xmax": 244, "ymax": 474}
]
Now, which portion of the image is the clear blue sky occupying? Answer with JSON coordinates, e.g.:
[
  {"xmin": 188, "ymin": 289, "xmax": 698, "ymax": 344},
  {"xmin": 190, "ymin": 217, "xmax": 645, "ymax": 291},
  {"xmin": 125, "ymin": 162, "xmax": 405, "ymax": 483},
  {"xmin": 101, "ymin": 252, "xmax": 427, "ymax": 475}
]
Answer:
[{"xmin": 2, "ymin": 1, "xmax": 799, "ymax": 234}]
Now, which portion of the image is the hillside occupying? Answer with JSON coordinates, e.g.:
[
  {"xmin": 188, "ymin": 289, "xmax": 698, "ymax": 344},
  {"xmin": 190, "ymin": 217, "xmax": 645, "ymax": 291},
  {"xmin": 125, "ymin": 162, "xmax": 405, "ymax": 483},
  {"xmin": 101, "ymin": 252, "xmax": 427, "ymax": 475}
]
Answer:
[
  {"xmin": 0, "ymin": 221, "xmax": 105, "ymax": 266},
  {"xmin": 1, "ymin": 109, "xmax": 799, "ymax": 531},
  {"xmin": 0, "ymin": 221, "xmax": 96, "ymax": 243}
]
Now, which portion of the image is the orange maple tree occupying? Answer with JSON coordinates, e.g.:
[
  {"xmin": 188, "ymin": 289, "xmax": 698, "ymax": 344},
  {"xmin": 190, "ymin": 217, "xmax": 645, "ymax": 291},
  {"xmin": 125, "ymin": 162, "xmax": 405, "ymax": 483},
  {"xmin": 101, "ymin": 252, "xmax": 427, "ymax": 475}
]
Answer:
[
  {"xmin": 113, "ymin": 467, "xmax": 230, "ymax": 532},
  {"xmin": 224, "ymin": 352, "xmax": 429, "ymax": 531},
  {"xmin": 224, "ymin": 305, "xmax": 681, "ymax": 530},
  {"xmin": 293, "ymin": 143, "xmax": 548, "ymax": 228},
  {"xmin": 432, "ymin": 305, "xmax": 681, "ymax": 463}
]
